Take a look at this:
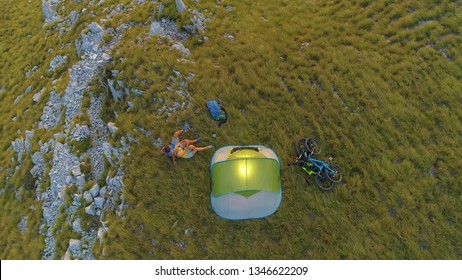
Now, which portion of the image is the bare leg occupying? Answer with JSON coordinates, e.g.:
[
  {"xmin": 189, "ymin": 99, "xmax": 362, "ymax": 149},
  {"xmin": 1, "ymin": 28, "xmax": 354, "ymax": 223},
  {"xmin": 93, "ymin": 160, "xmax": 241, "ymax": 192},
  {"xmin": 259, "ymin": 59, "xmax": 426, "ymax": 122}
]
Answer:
[
  {"xmin": 189, "ymin": 145, "xmax": 213, "ymax": 156},
  {"xmin": 173, "ymin": 129, "xmax": 184, "ymax": 138},
  {"xmin": 179, "ymin": 139, "xmax": 198, "ymax": 147}
]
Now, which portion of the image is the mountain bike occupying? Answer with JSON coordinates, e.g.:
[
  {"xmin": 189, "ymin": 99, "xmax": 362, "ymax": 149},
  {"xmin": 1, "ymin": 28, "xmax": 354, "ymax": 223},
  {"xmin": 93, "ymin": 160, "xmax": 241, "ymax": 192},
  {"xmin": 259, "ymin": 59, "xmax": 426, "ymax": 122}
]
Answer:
[{"xmin": 289, "ymin": 138, "xmax": 342, "ymax": 192}]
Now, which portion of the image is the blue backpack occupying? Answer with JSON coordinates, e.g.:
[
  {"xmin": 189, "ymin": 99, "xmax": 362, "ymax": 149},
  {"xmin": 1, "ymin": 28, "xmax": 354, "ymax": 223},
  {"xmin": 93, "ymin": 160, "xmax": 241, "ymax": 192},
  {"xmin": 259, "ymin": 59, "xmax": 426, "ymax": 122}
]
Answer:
[{"xmin": 206, "ymin": 100, "xmax": 227, "ymax": 127}]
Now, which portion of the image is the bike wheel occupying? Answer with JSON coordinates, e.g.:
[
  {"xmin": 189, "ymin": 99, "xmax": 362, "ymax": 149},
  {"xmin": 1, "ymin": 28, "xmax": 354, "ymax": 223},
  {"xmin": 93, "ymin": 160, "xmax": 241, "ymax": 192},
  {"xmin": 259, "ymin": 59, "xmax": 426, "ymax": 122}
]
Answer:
[
  {"xmin": 295, "ymin": 138, "xmax": 307, "ymax": 155},
  {"xmin": 314, "ymin": 170, "xmax": 335, "ymax": 192},
  {"xmin": 305, "ymin": 138, "xmax": 321, "ymax": 155},
  {"xmin": 326, "ymin": 163, "xmax": 342, "ymax": 183}
]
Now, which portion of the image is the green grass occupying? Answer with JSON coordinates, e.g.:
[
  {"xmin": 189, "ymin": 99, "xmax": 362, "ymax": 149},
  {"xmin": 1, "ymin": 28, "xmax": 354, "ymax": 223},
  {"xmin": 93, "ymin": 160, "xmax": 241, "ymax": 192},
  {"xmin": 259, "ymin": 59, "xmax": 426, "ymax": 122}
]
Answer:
[{"xmin": 1, "ymin": 0, "xmax": 462, "ymax": 259}]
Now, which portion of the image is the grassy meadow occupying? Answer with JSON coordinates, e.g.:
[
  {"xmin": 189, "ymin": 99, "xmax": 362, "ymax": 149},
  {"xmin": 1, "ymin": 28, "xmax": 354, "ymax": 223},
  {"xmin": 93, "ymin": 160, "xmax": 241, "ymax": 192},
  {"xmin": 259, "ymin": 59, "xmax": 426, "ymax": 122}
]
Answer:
[{"xmin": 1, "ymin": 0, "xmax": 462, "ymax": 259}]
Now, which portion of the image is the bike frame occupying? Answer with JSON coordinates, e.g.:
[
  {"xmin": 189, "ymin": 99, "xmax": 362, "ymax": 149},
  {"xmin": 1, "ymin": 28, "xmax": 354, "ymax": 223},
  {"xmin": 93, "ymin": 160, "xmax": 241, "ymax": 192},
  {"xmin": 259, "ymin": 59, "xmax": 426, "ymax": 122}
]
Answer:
[
  {"xmin": 295, "ymin": 149, "xmax": 335, "ymax": 176},
  {"xmin": 308, "ymin": 157, "xmax": 335, "ymax": 174}
]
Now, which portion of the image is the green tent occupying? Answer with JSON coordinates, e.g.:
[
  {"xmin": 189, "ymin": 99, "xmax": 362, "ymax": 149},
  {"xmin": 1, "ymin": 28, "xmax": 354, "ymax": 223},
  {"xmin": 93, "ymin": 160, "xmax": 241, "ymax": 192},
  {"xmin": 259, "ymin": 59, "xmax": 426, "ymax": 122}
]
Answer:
[{"xmin": 210, "ymin": 145, "xmax": 282, "ymax": 220}]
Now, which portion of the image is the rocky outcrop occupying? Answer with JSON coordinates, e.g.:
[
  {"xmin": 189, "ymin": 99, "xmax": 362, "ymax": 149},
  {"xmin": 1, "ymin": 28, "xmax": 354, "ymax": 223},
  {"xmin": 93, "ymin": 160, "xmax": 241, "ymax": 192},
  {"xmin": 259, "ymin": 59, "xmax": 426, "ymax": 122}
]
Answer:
[
  {"xmin": 87, "ymin": 95, "xmax": 110, "ymax": 180},
  {"xmin": 41, "ymin": 142, "xmax": 80, "ymax": 259},
  {"xmin": 13, "ymin": 0, "xmax": 215, "ymax": 260},
  {"xmin": 38, "ymin": 91, "xmax": 62, "ymax": 130}
]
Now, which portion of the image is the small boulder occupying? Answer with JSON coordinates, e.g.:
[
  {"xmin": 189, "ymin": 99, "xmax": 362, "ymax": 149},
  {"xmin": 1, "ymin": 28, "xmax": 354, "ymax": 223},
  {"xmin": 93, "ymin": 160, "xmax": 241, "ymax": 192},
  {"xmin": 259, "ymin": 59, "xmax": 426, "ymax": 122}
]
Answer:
[
  {"xmin": 89, "ymin": 184, "xmax": 100, "ymax": 198},
  {"xmin": 150, "ymin": 22, "xmax": 166, "ymax": 37},
  {"xmin": 94, "ymin": 197, "xmax": 105, "ymax": 209},
  {"xmin": 48, "ymin": 55, "xmax": 67, "ymax": 71},
  {"xmin": 107, "ymin": 79, "xmax": 123, "ymax": 101},
  {"xmin": 33, "ymin": 88, "xmax": 46, "ymax": 103},
  {"xmin": 71, "ymin": 165, "xmax": 82, "ymax": 177},
  {"xmin": 175, "ymin": 0, "xmax": 186, "ymax": 14},
  {"xmin": 171, "ymin": 42, "xmax": 191, "ymax": 56},
  {"xmin": 99, "ymin": 186, "xmax": 107, "ymax": 197},
  {"xmin": 83, "ymin": 191, "xmax": 93, "ymax": 203},
  {"xmin": 97, "ymin": 226, "xmax": 107, "ymax": 244},
  {"xmin": 85, "ymin": 203, "xmax": 96, "ymax": 216},
  {"xmin": 89, "ymin": 22, "xmax": 103, "ymax": 35},
  {"xmin": 68, "ymin": 239, "xmax": 81, "ymax": 255},
  {"xmin": 42, "ymin": 0, "xmax": 61, "ymax": 24},
  {"xmin": 72, "ymin": 217, "xmax": 83, "ymax": 233},
  {"xmin": 108, "ymin": 122, "xmax": 118, "ymax": 134},
  {"xmin": 25, "ymin": 85, "xmax": 33, "ymax": 94}
]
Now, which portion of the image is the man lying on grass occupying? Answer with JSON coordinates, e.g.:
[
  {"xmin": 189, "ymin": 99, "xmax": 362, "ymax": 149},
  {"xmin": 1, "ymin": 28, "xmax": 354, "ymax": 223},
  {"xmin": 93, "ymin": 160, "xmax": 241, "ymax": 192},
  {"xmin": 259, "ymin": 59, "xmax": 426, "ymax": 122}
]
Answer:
[{"xmin": 159, "ymin": 129, "xmax": 213, "ymax": 166}]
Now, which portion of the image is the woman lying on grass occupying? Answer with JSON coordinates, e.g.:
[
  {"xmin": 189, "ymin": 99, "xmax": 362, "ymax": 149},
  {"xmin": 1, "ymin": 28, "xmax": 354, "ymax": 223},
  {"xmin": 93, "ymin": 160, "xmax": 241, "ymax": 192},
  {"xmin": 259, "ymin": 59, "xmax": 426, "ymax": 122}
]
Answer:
[{"xmin": 159, "ymin": 129, "xmax": 213, "ymax": 166}]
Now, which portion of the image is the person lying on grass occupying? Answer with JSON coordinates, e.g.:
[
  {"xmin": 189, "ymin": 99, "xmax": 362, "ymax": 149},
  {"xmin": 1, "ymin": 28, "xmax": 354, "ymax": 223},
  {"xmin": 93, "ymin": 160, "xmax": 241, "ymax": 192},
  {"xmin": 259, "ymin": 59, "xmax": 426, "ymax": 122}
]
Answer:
[{"xmin": 159, "ymin": 129, "xmax": 212, "ymax": 166}]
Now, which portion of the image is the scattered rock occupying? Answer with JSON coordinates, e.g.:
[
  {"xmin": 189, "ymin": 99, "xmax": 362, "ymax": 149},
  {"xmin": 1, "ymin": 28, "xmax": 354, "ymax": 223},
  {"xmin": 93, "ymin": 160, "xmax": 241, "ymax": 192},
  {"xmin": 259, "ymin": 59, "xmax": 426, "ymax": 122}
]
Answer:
[
  {"xmin": 107, "ymin": 175, "xmax": 124, "ymax": 194},
  {"xmin": 25, "ymin": 85, "xmax": 33, "ymax": 94},
  {"xmin": 63, "ymin": 249, "xmax": 71, "ymax": 260},
  {"xmin": 171, "ymin": 42, "xmax": 191, "ymax": 56},
  {"xmin": 18, "ymin": 216, "xmax": 28, "ymax": 235},
  {"xmin": 14, "ymin": 95, "xmax": 24, "ymax": 105},
  {"xmin": 184, "ymin": 9, "xmax": 209, "ymax": 35},
  {"xmin": 149, "ymin": 22, "xmax": 166, "ymax": 37},
  {"xmin": 42, "ymin": 0, "xmax": 61, "ymax": 24},
  {"xmin": 107, "ymin": 122, "xmax": 118, "ymax": 134},
  {"xmin": 25, "ymin": 130, "xmax": 34, "ymax": 153},
  {"xmin": 224, "ymin": 33, "xmax": 235, "ymax": 40},
  {"xmin": 158, "ymin": 4, "xmax": 164, "ymax": 14},
  {"xmin": 31, "ymin": 151, "xmax": 45, "ymax": 178},
  {"xmin": 49, "ymin": 55, "xmax": 67, "ymax": 71},
  {"xmin": 26, "ymin": 65, "xmax": 39, "ymax": 78},
  {"xmin": 131, "ymin": 89, "xmax": 143, "ymax": 96},
  {"xmin": 154, "ymin": 19, "xmax": 189, "ymax": 41},
  {"xmin": 88, "ymin": 22, "xmax": 103, "ymax": 35},
  {"xmin": 153, "ymin": 137, "xmax": 163, "ymax": 148},
  {"xmin": 38, "ymin": 91, "xmax": 63, "ymax": 130},
  {"xmin": 69, "ymin": 11, "xmax": 78, "ymax": 25},
  {"xmin": 15, "ymin": 187, "xmax": 23, "ymax": 201},
  {"xmin": 97, "ymin": 226, "xmax": 107, "ymax": 244},
  {"xmin": 107, "ymin": 79, "xmax": 123, "ymax": 100},
  {"xmin": 175, "ymin": 0, "xmax": 186, "ymax": 14},
  {"xmin": 103, "ymin": 142, "xmax": 120, "ymax": 166},
  {"xmin": 12, "ymin": 138, "xmax": 24, "ymax": 154},
  {"xmin": 33, "ymin": 87, "xmax": 46, "ymax": 103},
  {"xmin": 68, "ymin": 239, "xmax": 82, "ymax": 256}
]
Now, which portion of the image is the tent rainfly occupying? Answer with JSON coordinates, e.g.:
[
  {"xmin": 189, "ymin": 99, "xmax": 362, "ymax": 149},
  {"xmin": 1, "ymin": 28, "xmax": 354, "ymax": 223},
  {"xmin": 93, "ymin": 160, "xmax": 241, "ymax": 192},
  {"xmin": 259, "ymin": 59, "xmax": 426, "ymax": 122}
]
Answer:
[{"xmin": 210, "ymin": 145, "xmax": 282, "ymax": 220}]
